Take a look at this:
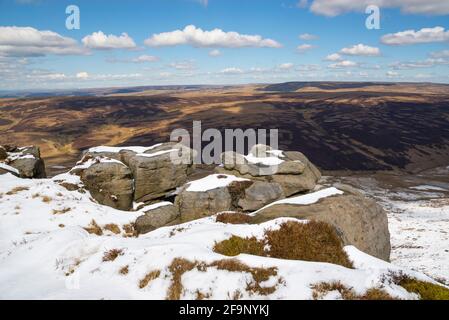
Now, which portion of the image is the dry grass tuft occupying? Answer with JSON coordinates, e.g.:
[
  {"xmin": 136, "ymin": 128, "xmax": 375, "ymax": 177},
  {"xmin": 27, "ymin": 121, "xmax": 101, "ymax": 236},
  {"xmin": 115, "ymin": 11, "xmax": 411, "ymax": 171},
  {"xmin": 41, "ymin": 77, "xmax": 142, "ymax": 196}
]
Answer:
[
  {"xmin": 139, "ymin": 270, "xmax": 161, "ymax": 289},
  {"xmin": 167, "ymin": 258, "xmax": 198, "ymax": 300},
  {"xmin": 104, "ymin": 223, "xmax": 121, "ymax": 234},
  {"xmin": 84, "ymin": 219, "xmax": 103, "ymax": 236},
  {"xmin": 41, "ymin": 196, "xmax": 52, "ymax": 203},
  {"xmin": 166, "ymin": 257, "xmax": 282, "ymax": 299},
  {"xmin": 213, "ymin": 235, "xmax": 265, "ymax": 257},
  {"xmin": 122, "ymin": 223, "xmax": 137, "ymax": 237},
  {"xmin": 216, "ymin": 212, "xmax": 251, "ymax": 224},
  {"xmin": 119, "ymin": 265, "xmax": 129, "ymax": 275},
  {"xmin": 52, "ymin": 207, "xmax": 71, "ymax": 215},
  {"xmin": 6, "ymin": 186, "xmax": 29, "ymax": 195},
  {"xmin": 390, "ymin": 272, "xmax": 449, "ymax": 300},
  {"xmin": 311, "ymin": 281, "xmax": 395, "ymax": 300},
  {"xmin": 102, "ymin": 249, "xmax": 123, "ymax": 262},
  {"xmin": 214, "ymin": 221, "xmax": 353, "ymax": 268}
]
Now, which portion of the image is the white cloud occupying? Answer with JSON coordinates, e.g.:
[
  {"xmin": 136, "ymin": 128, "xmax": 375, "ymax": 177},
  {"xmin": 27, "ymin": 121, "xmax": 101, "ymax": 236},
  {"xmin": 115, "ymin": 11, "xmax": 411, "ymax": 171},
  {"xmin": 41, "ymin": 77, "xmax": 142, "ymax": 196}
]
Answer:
[
  {"xmin": 389, "ymin": 58, "xmax": 449, "ymax": 69},
  {"xmin": 82, "ymin": 31, "xmax": 136, "ymax": 50},
  {"xmin": 0, "ymin": 26, "xmax": 85, "ymax": 57},
  {"xmin": 278, "ymin": 63, "xmax": 294, "ymax": 70},
  {"xmin": 328, "ymin": 60, "xmax": 358, "ymax": 69},
  {"xmin": 340, "ymin": 44, "xmax": 380, "ymax": 56},
  {"xmin": 430, "ymin": 50, "xmax": 449, "ymax": 58},
  {"xmin": 208, "ymin": 49, "xmax": 221, "ymax": 57},
  {"xmin": 306, "ymin": 0, "xmax": 449, "ymax": 16},
  {"xmin": 220, "ymin": 67, "xmax": 244, "ymax": 74},
  {"xmin": 297, "ymin": 44, "xmax": 315, "ymax": 53},
  {"xmin": 144, "ymin": 25, "xmax": 282, "ymax": 48},
  {"xmin": 76, "ymin": 72, "xmax": 89, "ymax": 79},
  {"xmin": 386, "ymin": 71, "xmax": 399, "ymax": 78},
  {"xmin": 381, "ymin": 27, "xmax": 449, "ymax": 45},
  {"xmin": 299, "ymin": 33, "xmax": 318, "ymax": 40},
  {"xmin": 169, "ymin": 60, "xmax": 196, "ymax": 70},
  {"xmin": 132, "ymin": 54, "xmax": 159, "ymax": 63},
  {"xmin": 324, "ymin": 53, "xmax": 343, "ymax": 61}
]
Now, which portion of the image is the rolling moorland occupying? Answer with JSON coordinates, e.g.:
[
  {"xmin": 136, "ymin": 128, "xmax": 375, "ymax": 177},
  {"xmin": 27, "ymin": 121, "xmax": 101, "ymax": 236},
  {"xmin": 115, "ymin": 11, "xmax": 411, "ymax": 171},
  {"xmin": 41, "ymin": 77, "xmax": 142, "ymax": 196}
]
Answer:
[{"xmin": 1, "ymin": 81, "xmax": 449, "ymax": 176}]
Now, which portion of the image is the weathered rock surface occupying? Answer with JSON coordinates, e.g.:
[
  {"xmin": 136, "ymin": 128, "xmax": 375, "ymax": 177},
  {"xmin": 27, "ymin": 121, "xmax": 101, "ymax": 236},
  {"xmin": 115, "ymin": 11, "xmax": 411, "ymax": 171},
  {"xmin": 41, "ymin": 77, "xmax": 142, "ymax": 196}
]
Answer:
[
  {"xmin": 135, "ymin": 202, "xmax": 179, "ymax": 234},
  {"xmin": 251, "ymin": 185, "xmax": 391, "ymax": 261},
  {"xmin": 79, "ymin": 160, "xmax": 134, "ymax": 211},
  {"xmin": 175, "ymin": 174, "xmax": 284, "ymax": 221},
  {"xmin": 217, "ymin": 146, "xmax": 321, "ymax": 197},
  {"xmin": 0, "ymin": 145, "xmax": 46, "ymax": 178},
  {"xmin": 0, "ymin": 146, "xmax": 7, "ymax": 160}
]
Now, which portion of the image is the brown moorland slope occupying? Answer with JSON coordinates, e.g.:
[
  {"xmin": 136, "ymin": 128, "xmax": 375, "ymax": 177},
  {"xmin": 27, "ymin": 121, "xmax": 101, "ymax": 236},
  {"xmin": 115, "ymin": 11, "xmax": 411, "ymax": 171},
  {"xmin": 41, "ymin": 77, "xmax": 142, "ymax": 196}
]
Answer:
[{"xmin": 0, "ymin": 82, "xmax": 448, "ymax": 176}]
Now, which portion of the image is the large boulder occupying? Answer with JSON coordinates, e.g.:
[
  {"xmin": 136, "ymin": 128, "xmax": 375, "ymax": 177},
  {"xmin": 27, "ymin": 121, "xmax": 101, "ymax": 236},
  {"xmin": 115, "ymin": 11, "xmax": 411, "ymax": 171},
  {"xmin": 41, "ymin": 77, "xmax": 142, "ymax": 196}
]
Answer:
[
  {"xmin": 1, "ymin": 145, "xmax": 46, "ymax": 178},
  {"xmin": 217, "ymin": 145, "xmax": 321, "ymax": 197},
  {"xmin": 79, "ymin": 159, "xmax": 134, "ymax": 211},
  {"xmin": 127, "ymin": 143, "xmax": 195, "ymax": 202},
  {"xmin": 250, "ymin": 185, "xmax": 391, "ymax": 261},
  {"xmin": 175, "ymin": 174, "xmax": 284, "ymax": 221},
  {"xmin": 135, "ymin": 202, "xmax": 180, "ymax": 234}
]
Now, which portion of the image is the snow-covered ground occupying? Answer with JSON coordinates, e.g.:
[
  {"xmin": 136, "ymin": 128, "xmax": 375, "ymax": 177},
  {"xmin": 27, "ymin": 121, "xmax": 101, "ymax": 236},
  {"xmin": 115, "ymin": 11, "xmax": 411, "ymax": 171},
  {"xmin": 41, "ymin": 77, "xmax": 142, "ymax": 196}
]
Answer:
[
  {"xmin": 0, "ymin": 171, "xmax": 441, "ymax": 299},
  {"xmin": 327, "ymin": 168, "xmax": 449, "ymax": 285}
]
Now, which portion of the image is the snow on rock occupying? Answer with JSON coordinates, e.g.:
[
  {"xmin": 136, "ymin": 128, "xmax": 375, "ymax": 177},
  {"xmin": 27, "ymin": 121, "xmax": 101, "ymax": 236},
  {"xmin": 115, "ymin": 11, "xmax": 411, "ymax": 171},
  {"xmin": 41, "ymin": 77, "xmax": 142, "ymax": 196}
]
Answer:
[
  {"xmin": 135, "ymin": 149, "xmax": 178, "ymax": 158},
  {"xmin": 87, "ymin": 144, "xmax": 162, "ymax": 154},
  {"xmin": 185, "ymin": 174, "xmax": 250, "ymax": 192},
  {"xmin": 253, "ymin": 187, "xmax": 344, "ymax": 213},
  {"xmin": 0, "ymin": 163, "xmax": 19, "ymax": 175},
  {"xmin": 0, "ymin": 174, "xmax": 439, "ymax": 299}
]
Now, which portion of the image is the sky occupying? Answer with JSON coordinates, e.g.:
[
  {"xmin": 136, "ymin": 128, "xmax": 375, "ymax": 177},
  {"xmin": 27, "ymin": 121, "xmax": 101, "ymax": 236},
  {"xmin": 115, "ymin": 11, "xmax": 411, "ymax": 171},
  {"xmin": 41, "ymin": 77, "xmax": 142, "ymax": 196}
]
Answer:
[{"xmin": 0, "ymin": 0, "xmax": 449, "ymax": 90}]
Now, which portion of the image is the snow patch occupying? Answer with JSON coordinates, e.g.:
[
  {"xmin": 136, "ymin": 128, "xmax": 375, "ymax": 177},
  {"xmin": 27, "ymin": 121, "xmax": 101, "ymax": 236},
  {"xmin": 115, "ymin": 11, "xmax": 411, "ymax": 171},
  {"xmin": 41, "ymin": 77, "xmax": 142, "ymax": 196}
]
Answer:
[{"xmin": 185, "ymin": 174, "xmax": 250, "ymax": 192}]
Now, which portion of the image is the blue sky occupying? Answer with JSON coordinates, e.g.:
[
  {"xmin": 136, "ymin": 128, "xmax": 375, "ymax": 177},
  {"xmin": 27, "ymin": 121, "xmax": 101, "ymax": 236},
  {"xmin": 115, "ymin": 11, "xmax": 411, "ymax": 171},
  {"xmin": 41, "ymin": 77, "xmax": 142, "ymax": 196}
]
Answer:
[{"xmin": 1, "ymin": 0, "xmax": 449, "ymax": 90}]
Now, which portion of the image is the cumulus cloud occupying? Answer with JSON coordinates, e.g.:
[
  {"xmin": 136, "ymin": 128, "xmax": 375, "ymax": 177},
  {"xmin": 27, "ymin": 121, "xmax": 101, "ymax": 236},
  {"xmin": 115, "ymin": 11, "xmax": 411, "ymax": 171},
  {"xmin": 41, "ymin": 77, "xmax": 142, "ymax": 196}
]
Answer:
[
  {"xmin": 82, "ymin": 31, "xmax": 137, "ymax": 50},
  {"xmin": 299, "ymin": 33, "xmax": 318, "ymax": 40},
  {"xmin": 297, "ymin": 44, "xmax": 315, "ymax": 53},
  {"xmin": 328, "ymin": 60, "xmax": 358, "ymax": 69},
  {"xmin": 324, "ymin": 53, "xmax": 343, "ymax": 61},
  {"xmin": 132, "ymin": 54, "xmax": 159, "ymax": 63},
  {"xmin": 340, "ymin": 44, "xmax": 380, "ymax": 56},
  {"xmin": 144, "ymin": 25, "xmax": 282, "ymax": 48},
  {"xmin": 381, "ymin": 27, "xmax": 449, "ymax": 45},
  {"xmin": 0, "ymin": 26, "xmax": 86, "ymax": 57},
  {"xmin": 208, "ymin": 49, "xmax": 221, "ymax": 57},
  {"xmin": 306, "ymin": 0, "xmax": 449, "ymax": 16},
  {"xmin": 76, "ymin": 71, "xmax": 89, "ymax": 79},
  {"xmin": 220, "ymin": 67, "xmax": 244, "ymax": 74},
  {"xmin": 278, "ymin": 63, "xmax": 294, "ymax": 70}
]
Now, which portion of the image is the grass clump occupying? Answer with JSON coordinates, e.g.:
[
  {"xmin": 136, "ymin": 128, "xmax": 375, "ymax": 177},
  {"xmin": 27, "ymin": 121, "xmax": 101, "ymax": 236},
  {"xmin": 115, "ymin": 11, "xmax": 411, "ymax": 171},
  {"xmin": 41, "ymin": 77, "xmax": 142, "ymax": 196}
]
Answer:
[
  {"xmin": 391, "ymin": 273, "xmax": 449, "ymax": 300},
  {"xmin": 102, "ymin": 249, "xmax": 123, "ymax": 262},
  {"xmin": 84, "ymin": 219, "xmax": 103, "ymax": 236},
  {"xmin": 166, "ymin": 257, "xmax": 282, "ymax": 300},
  {"xmin": 52, "ymin": 207, "xmax": 71, "ymax": 215},
  {"xmin": 6, "ymin": 186, "xmax": 29, "ymax": 195},
  {"xmin": 119, "ymin": 265, "xmax": 129, "ymax": 275},
  {"xmin": 104, "ymin": 223, "xmax": 121, "ymax": 234},
  {"xmin": 216, "ymin": 212, "xmax": 251, "ymax": 224},
  {"xmin": 311, "ymin": 281, "xmax": 395, "ymax": 300},
  {"xmin": 213, "ymin": 220, "xmax": 353, "ymax": 268},
  {"xmin": 213, "ymin": 235, "xmax": 265, "ymax": 257},
  {"xmin": 139, "ymin": 270, "xmax": 161, "ymax": 289}
]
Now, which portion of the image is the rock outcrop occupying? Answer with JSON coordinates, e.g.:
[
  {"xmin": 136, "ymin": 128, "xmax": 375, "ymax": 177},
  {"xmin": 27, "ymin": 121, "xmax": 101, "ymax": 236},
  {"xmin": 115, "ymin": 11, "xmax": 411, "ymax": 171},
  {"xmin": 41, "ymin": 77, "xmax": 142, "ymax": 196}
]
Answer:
[
  {"xmin": 250, "ymin": 185, "xmax": 391, "ymax": 261},
  {"xmin": 78, "ymin": 158, "xmax": 134, "ymax": 211},
  {"xmin": 135, "ymin": 202, "xmax": 180, "ymax": 234},
  {"xmin": 83, "ymin": 143, "xmax": 195, "ymax": 203},
  {"xmin": 216, "ymin": 145, "xmax": 320, "ymax": 197},
  {"xmin": 0, "ymin": 145, "xmax": 46, "ymax": 178}
]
